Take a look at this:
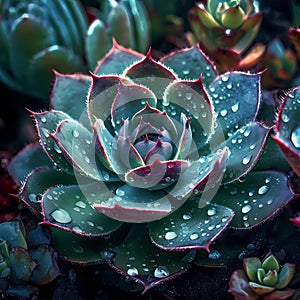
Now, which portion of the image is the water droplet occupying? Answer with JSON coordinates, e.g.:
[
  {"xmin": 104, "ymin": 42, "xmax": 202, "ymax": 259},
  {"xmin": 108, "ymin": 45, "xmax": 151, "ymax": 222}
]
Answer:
[
  {"xmin": 127, "ymin": 267, "xmax": 139, "ymax": 276},
  {"xmin": 53, "ymin": 143, "xmax": 62, "ymax": 154},
  {"xmin": 186, "ymin": 93, "xmax": 192, "ymax": 100},
  {"xmin": 165, "ymin": 231, "xmax": 177, "ymax": 240},
  {"xmin": 291, "ymin": 126, "xmax": 300, "ymax": 148},
  {"xmin": 242, "ymin": 155, "xmax": 252, "ymax": 165},
  {"xmin": 51, "ymin": 209, "xmax": 72, "ymax": 224},
  {"xmin": 72, "ymin": 226, "xmax": 83, "ymax": 233},
  {"xmin": 116, "ymin": 188, "xmax": 125, "ymax": 197},
  {"xmin": 281, "ymin": 113, "xmax": 290, "ymax": 123},
  {"xmin": 75, "ymin": 201, "xmax": 86, "ymax": 209},
  {"xmin": 182, "ymin": 213, "xmax": 192, "ymax": 220},
  {"xmin": 208, "ymin": 250, "xmax": 221, "ymax": 259},
  {"xmin": 207, "ymin": 207, "xmax": 216, "ymax": 216},
  {"xmin": 227, "ymin": 83, "xmax": 233, "ymax": 90},
  {"xmin": 183, "ymin": 70, "xmax": 190, "ymax": 75},
  {"xmin": 190, "ymin": 232, "xmax": 199, "ymax": 240},
  {"xmin": 242, "ymin": 204, "xmax": 252, "ymax": 214},
  {"xmin": 84, "ymin": 156, "xmax": 90, "ymax": 164},
  {"xmin": 221, "ymin": 75, "xmax": 229, "ymax": 82},
  {"xmin": 231, "ymin": 102, "xmax": 239, "ymax": 112},
  {"xmin": 40, "ymin": 116, "xmax": 47, "ymax": 123},
  {"xmin": 267, "ymin": 199, "xmax": 274, "ymax": 205},
  {"xmin": 220, "ymin": 109, "xmax": 227, "ymax": 117},
  {"xmin": 28, "ymin": 193, "xmax": 42, "ymax": 203},
  {"xmin": 258, "ymin": 185, "xmax": 269, "ymax": 195},
  {"xmin": 73, "ymin": 246, "xmax": 84, "ymax": 253},
  {"xmin": 154, "ymin": 266, "xmax": 170, "ymax": 278},
  {"xmin": 230, "ymin": 188, "xmax": 238, "ymax": 195},
  {"xmin": 73, "ymin": 130, "xmax": 79, "ymax": 138}
]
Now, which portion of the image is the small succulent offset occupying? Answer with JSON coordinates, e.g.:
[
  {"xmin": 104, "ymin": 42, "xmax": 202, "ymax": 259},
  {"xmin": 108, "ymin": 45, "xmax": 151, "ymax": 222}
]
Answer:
[
  {"xmin": 228, "ymin": 252, "xmax": 296, "ymax": 299},
  {"xmin": 188, "ymin": 0, "xmax": 264, "ymax": 72},
  {"xmin": 8, "ymin": 42, "xmax": 294, "ymax": 293},
  {"xmin": 0, "ymin": 220, "xmax": 61, "ymax": 299}
]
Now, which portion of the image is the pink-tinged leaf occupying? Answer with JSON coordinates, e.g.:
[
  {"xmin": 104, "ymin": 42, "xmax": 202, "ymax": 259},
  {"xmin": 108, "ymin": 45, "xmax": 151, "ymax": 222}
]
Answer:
[
  {"xmin": 228, "ymin": 270, "xmax": 260, "ymax": 300},
  {"xmin": 219, "ymin": 122, "xmax": 270, "ymax": 183},
  {"xmin": 209, "ymin": 72, "xmax": 261, "ymax": 138},
  {"xmin": 264, "ymin": 289, "xmax": 295, "ymax": 300},
  {"xmin": 163, "ymin": 78, "xmax": 214, "ymax": 150},
  {"xmin": 273, "ymin": 88, "xmax": 300, "ymax": 176},
  {"xmin": 111, "ymin": 82, "xmax": 157, "ymax": 129},
  {"xmin": 110, "ymin": 224, "xmax": 190, "ymax": 294},
  {"xmin": 249, "ymin": 282, "xmax": 275, "ymax": 296},
  {"xmin": 19, "ymin": 167, "xmax": 77, "ymax": 215},
  {"xmin": 7, "ymin": 143, "xmax": 54, "ymax": 186},
  {"xmin": 29, "ymin": 245, "xmax": 61, "ymax": 285},
  {"xmin": 49, "ymin": 225, "xmax": 129, "ymax": 264},
  {"xmin": 50, "ymin": 119, "xmax": 104, "ymax": 181},
  {"xmin": 213, "ymin": 171, "xmax": 294, "ymax": 229},
  {"xmin": 94, "ymin": 186, "xmax": 172, "ymax": 223},
  {"xmin": 50, "ymin": 72, "xmax": 91, "ymax": 127},
  {"xmin": 130, "ymin": 103, "xmax": 178, "ymax": 141},
  {"xmin": 94, "ymin": 39, "xmax": 144, "ymax": 75},
  {"xmin": 111, "ymin": 136, "xmax": 144, "ymax": 174},
  {"xmin": 128, "ymin": 118, "xmax": 160, "ymax": 142},
  {"xmin": 124, "ymin": 159, "xmax": 190, "ymax": 190},
  {"xmin": 149, "ymin": 200, "xmax": 233, "ymax": 251},
  {"xmin": 168, "ymin": 148, "xmax": 228, "ymax": 206},
  {"xmin": 32, "ymin": 110, "xmax": 74, "ymax": 174},
  {"xmin": 10, "ymin": 247, "xmax": 38, "ymax": 283},
  {"xmin": 42, "ymin": 183, "xmax": 122, "ymax": 236},
  {"xmin": 160, "ymin": 44, "xmax": 217, "ymax": 85},
  {"xmin": 88, "ymin": 75, "xmax": 130, "ymax": 129},
  {"xmin": 124, "ymin": 50, "xmax": 177, "ymax": 98}
]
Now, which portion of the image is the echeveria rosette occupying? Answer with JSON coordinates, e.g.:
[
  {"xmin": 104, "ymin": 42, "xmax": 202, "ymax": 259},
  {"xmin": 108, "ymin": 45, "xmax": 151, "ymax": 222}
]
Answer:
[
  {"xmin": 273, "ymin": 88, "xmax": 300, "ymax": 178},
  {"xmin": 228, "ymin": 253, "xmax": 296, "ymax": 300},
  {"xmin": 8, "ymin": 42, "xmax": 294, "ymax": 293},
  {"xmin": 188, "ymin": 0, "xmax": 264, "ymax": 72}
]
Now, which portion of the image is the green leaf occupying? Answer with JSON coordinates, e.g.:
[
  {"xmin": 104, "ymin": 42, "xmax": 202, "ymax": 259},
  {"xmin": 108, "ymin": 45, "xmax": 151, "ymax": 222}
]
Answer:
[
  {"xmin": 276, "ymin": 263, "xmax": 296, "ymax": 289},
  {"xmin": 210, "ymin": 72, "xmax": 261, "ymax": 138},
  {"xmin": 160, "ymin": 44, "xmax": 217, "ymax": 85},
  {"xmin": 0, "ymin": 221, "xmax": 27, "ymax": 249},
  {"xmin": 243, "ymin": 257, "xmax": 261, "ymax": 282},
  {"xmin": 148, "ymin": 200, "xmax": 233, "ymax": 251},
  {"xmin": 262, "ymin": 254, "xmax": 280, "ymax": 273},
  {"xmin": 7, "ymin": 143, "xmax": 54, "ymax": 186},
  {"xmin": 213, "ymin": 171, "xmax": 294, "ymax": 228},
  {"xmin": 42, "ymin": 183, "xmax": 122, "ymax": 236}
]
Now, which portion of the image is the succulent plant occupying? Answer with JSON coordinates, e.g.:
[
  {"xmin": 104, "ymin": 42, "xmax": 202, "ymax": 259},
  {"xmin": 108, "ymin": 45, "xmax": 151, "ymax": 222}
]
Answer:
[
  {"xmin": 261, "ymin": 38, "xmax": 297, "ymax": 90},
  {"xmin": 85, "ymin": 0, "xmax": 150, "ymax": 70},
  {"xmin": 7, "ymin": 42, "xmax": 295, "ymax": 293},
  {"xmin": 272, "ymin": 87, "xmax": 300, "ymax": 178},
  {"xmin": 188, "ymin": 0, "xmax": 265, "ymax": 72},
  {"xmin": 0, "ymin": 219, "xmax": 61, "ymax": 299},
  {"xmin": 0, "ymin": 0, "xmax": 89, "ymax": 99},
  {"xmin": 228, "ymin": 252, "xmax": 296, "ymax": 299}
]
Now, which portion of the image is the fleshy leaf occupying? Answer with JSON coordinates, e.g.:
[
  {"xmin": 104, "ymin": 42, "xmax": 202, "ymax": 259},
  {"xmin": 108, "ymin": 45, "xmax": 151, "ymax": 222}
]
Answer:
[
  {"xmin": 213, "ymin": 171, "xmax": 294, "ymax": 229},
  {"xmin": 249, "ymin": 282, "xmax": 275, "ymax": 296},
  {"xmin": 42, "ymin": 183, "xmax": 122, "ymax": 235},
  {"xmin": 244, "ymin": 257, "xmax": 262, "ymax": 282},
  {"xmin": 163, "ymin": 78, "xmax": 214, "ymax": 150},
  {"xmin": 276, "ymin": 263, "xmax": 295, "ymax": 289},
  {"xmin": 50, "ymin": 119, "xmax": 103, "ymax": 181},
  {"xmin": 124, "ymin": 159, "xmax": 190, "ymax": 190},
  {"xmin": 111, "ymin": 82, "xmax": 157, "ymax": 129},
  {"xmin": 7, "ymin": 143, "xmax": 54, "ymax": 186},
  {"xmin": 209, "ymin": 72, "xmax": 261, "ymax": 138},
  {"xmin": 19, "ymin": 167, "xmax": 77, "ymax": 214},
  {"xmin": 49, "ymin": 225, "xmax": 129, "ymax": 263},
  {"xmin": 29, "ymin": 245, "xmax": 61, "ymax": 285},
  {"xmin": 93, "ymin": 184, "xmax": 172, "ymax": 223},
  {"xmin": 33, "ymin": 110, "xmax": 74, "ymax": 174},
  {"xmin": 219, "ymin": 122, "xmax": 270, "ymax": 183},
  {"xmin": 148, "ymin": 200, "xmax": 233, "ymax": 251},
  {"xmin": 160, "ymin": 44, "xmax": 217, "ymax": 85},
  {"xmin": 94, "ymin": 39, "xmax": 144, "ymax": 76},
  {"xmin": 110, "ymin": 224, "xmax": 190, "ymax": 294},
  {"xmin": 124, "ymin": 50, "xmax": 176, "ymax": 98},
  {"xmin": 50, "ymin": 72, "xmax": 91, "ymax": 126},
  {"xmin": 0, "ymin": 221, "xmax": 27, "ymax": 249},
  {"xmin": 228, "ymin": 270, "xmax": 260, "ymax": 300},
  {"xmin": 262, "ymin": 254, "xmax": 280, "ymax": 272}
]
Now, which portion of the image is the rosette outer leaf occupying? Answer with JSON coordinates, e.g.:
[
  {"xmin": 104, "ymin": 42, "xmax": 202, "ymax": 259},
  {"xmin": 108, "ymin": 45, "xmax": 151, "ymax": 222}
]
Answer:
[{"xmin": 8, "ymin": 43, "xmax": 294, "ymax": 293}]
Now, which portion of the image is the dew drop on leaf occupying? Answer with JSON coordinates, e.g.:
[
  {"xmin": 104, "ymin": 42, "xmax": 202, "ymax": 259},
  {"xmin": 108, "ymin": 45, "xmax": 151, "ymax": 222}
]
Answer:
[
  {"xmin": 165, "ymin": 231, "xmax": 177, "ymax": 240},
  {"xmin": 154, "ymin": 266, "xmax": 170, "ymax": 278},
  {"xmin": 207, "ymin": 207, "xmax": 217, "ymax": 216},
  {"xmin": 231, "ymin": 102, "xmax": 239, "ymax": 113},
  {"xmin": 190, "ymin": 232, "xmax": 199, "ymax": 240},
  {"xmin": 291, "ymin": 126, "xmax": 300, "ymax": 148},
  {"xmin": 241, "ymin": 204, "xmax": 252, "ymax": 214},
  {"xmin": 182, "ymin": 213, "xmax": 192, "ymax": 220},
  {"xmin": 51, "ymin": 209, "xmax": 72, "ymax": 224},
  {"xmin": 208, "ymin": 250, "xmax": 221, "ymax": 260},
  {"xmin": 127, "ymin": 267, "xmax": 139, "ymax": 276},
  {"xmin": 258, "ymin": 185, "xmax": 269, "ymax": 195}
]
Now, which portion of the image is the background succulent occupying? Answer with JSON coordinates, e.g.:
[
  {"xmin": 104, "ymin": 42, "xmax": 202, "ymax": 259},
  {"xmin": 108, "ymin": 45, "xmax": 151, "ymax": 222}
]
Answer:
[
  {"xmin": 187, "ymin": 0, "xmax": 265, "ymax": 72},
  {"xmin": 7, "ymin": 42, "xmax": 295, "ymax": 293},
  {"xmin": 0, "ymin": 219, "xmax": 61, "ymax": 299},
  {"xmin": 228, "ymin": 252, "xmax": 296, "ymax": 300}
]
